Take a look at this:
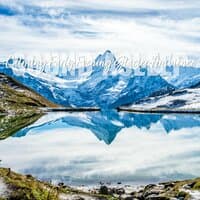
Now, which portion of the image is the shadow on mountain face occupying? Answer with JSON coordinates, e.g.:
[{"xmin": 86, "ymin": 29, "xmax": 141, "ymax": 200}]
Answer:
[
  {"xmin": 0, "ymin": 56, "xmax": 175, "ymax": 108},
  {"xmin": 11, "ymin": 111, "xmax": 200, "ymax": 145}
]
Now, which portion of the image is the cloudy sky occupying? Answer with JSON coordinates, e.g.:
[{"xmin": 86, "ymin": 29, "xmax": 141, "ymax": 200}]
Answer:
[{"xmin": 0, "ymin": 0, "xmax": 200, "ymax": 59}]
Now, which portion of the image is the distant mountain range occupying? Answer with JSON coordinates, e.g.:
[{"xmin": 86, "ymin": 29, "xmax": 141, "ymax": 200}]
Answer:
[{"xmin": 0, "ymin": 50, "xmax": 199, "ymax": 109}]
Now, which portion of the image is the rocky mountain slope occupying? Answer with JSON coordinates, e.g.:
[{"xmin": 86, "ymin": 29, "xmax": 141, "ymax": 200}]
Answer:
[
  {"xmin": 0, "ymin": 73, "xmax": 57, "ymax": 139},
  {"xmin": 124, "ymin": 88, "xmax": 200, "ymax": 112},
  {"xmin": 0, "ymin": 51, "xmax": 175, "ymax": 108},
  {"xmin": 0, "ymin": 73, "xmax": 57, "ymax": 114}
]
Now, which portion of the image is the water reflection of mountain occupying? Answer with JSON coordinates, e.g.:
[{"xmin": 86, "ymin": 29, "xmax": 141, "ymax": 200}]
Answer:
[
  {"xmin": 161, "ymin": 115, "xmax": 200, "ymax": 133},
  {"xmin": 13, "ymin": 111, "xmax": 200, "ymax": 144}
]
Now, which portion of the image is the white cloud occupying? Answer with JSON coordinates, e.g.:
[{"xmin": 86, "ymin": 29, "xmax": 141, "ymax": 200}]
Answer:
[
  {"xmin": 0, "ymin": 125, "xmax": 200, "ymax": 184},
  {"xmin": 0, "ymin": 0, "xmax": 200, "ymax": 60}
]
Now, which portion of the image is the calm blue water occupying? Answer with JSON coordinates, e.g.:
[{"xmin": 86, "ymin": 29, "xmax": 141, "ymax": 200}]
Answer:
[{"xmin": 0, "ymin": 111, "xmax": 200, "ymax": 186}]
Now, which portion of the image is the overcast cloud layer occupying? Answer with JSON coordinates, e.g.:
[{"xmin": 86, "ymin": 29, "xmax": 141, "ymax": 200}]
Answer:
[{"xmin": 0, "ymin": 0, "xmax": 200, "ymax": 59}]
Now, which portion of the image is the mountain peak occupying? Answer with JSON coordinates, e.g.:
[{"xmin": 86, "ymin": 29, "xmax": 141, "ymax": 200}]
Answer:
[
  {"xmin": 103, "ymin": 50, "xmax": 113, "ymax": 55},
  {"xmin": 94, "ymin": 50, "xmax": 116, "ymax": 66}
]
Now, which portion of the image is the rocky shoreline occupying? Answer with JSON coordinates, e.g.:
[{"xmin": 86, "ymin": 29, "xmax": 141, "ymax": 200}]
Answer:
[{"xmin": 0, "ymin": 168, "xmax": 200, "ymax": 200}]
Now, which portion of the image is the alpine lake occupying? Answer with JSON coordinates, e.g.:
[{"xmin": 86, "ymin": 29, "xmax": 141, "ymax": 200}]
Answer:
[{"xmin": 0, "ymin": 111, "xmax": 200, "ymax": 187}]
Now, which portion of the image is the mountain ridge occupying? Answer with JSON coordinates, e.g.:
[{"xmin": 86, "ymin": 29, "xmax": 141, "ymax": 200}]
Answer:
[
  {"xmin": 0, "ymin": 73, "xmax": 57, "ymax": 114},
  {"xmin": 0, "ymin": 51, "xmax": 175, "ymax": 108},
  {"xmin": 0, "ymin": 50, "xmax": 199, "ymax": 109}
]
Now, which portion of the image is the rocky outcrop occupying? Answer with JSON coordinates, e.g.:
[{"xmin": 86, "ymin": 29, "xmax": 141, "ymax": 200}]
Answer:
[{"xmin": 0, "ymin": 168, "xmax": 200, "ymax": 200}]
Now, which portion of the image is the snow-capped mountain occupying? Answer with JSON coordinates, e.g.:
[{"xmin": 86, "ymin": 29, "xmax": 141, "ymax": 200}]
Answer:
[
  {"xmin": 95, "ymin": 50, "xmax": 117, "ymax": 66},
  {"xmin": 0, "ymin": 50, "xmax": 175, "ymax": 108},
  {"xmin": 166, "ymin": 66, "xmax": 200, "ymax": 89},
  {"xmin": 93, "ymin": 50, "xmax": 126, "ymax": 74},
  {"xmin": 126, "ymin": 66, "xmax": 200, "ymax": 111},
  {"xmin": 127, "ymin": 88, "xmax": 200, "ymax": 111}
]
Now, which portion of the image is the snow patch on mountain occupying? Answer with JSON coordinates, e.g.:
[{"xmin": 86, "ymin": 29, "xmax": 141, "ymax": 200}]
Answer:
[
  {"xmin": 0, "ymin": 50, "xmax": 175, "ymax": 108},
  {"xmin": 129, "ymin": 88, "xmax": 200, "ymax": 110},
  {"xmin": 166, "ymin": 66, "xmax": 200, "ymax": 89}
]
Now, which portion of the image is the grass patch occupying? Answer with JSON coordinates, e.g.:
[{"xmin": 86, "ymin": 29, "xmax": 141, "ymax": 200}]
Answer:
[
  {"xmin": 0, "ymin": 168, "xmax": 117, "ymax": 200},
  {"xmin": 0, "ymin": 113, "xmax": 43, "ymax": 140},
  {"xmin": 192, "ymin": 180, "xmax": 200, "ymax": 190},
  {"xmin": 0, "ymin": 73, "xmax": 58, "ymax": 115},
  {"xmin": 0, "ymin": 168, "xmax": 58, "ymax": 200}
]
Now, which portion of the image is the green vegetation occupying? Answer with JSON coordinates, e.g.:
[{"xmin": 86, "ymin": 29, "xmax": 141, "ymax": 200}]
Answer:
[
  {"xmin": 0, "ymin": 168, "xmax": 115, "ymax": 200},
  {"xmin": 0, "ymin": 73, "xmax": 58, "ymax": 139},
  {"xmin": 154, "ymin": 178, "xmax": 200, "ymax": 200},
  {"xmin": 0, "ymin": 167, "xmax": 200, "ymax": 200},
  {"xmin": 0, "ymin": 168, "xmax": 58, "ymax": 200},
  {"xmin": 0, "ymin": 73, "xmax": 57, "ymax": 115},
  {"xmin": 193, "ymin": 181, "xmax": 200, "ymax": 190},
  {"xmin": 0, "ymin": 113, "xmax": 43, "ymax": 140}
]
